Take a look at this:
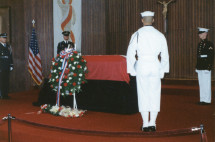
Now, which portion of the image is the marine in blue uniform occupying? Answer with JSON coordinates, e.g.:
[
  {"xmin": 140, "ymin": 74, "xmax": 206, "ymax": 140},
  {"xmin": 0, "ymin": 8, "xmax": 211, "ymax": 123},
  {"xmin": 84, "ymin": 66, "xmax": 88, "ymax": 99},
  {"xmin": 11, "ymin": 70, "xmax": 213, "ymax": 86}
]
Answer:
[
  {"xmin": 57, "ymin": 31, "xmax": 74, "ymax": 54},
  {"xmin": 0, "ymin": 33, "xmax": 13, "ymax": 99},
  {"xmin": 196, "ymin": 27, "xmax": 214, "ymax": 105}
]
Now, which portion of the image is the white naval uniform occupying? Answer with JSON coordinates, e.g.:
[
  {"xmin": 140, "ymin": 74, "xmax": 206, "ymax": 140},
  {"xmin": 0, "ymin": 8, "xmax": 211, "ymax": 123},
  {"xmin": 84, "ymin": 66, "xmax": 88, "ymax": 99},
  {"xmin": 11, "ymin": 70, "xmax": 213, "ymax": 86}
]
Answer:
[{"xmin": 126, "ymin": 26, "xmax": 169, "ymax": 112}]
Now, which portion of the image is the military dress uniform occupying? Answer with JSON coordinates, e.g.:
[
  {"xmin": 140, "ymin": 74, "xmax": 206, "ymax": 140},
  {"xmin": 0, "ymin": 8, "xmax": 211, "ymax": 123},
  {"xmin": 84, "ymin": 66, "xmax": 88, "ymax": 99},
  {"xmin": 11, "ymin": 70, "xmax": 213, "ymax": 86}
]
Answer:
[
  {"xmin": 57, "ymin": 31, "xmax": 74, "ymax": 54},
  {"xmin": 57, "ymin": 40, "xmax": 74, "ymax": 54},
  {"xmin": 196, "ymin": 29, "xmax": 214, "ymax": 104},
  {"xmin": 0, "ymin": 33, "xmax": 13, "ymax": 99}
]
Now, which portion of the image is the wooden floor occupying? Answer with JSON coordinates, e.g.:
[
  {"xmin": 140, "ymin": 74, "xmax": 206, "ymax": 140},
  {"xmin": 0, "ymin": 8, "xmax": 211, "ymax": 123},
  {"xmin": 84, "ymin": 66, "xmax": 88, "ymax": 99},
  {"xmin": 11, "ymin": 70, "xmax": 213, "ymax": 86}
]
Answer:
[{"xmin": 0, "ymin": 81, "xmax": 214, "ymax": 142}]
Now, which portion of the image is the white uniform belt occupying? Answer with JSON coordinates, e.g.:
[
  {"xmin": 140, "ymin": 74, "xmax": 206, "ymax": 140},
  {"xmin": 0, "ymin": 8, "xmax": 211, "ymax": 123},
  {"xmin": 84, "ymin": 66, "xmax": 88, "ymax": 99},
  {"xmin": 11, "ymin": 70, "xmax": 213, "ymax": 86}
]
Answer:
[{"xmin": 200, "ymin": 55, "xmax": 207, "ymax": 58}]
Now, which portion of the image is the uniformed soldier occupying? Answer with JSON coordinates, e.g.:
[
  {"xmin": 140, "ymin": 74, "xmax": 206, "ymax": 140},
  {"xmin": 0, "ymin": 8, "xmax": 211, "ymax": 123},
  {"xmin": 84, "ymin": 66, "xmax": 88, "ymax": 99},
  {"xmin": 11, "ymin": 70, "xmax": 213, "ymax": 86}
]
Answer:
[
  {"xmin": 126, "ymin": 11, "xmax": 169, "ymax": 132},
  {"xmin": 196, "ymin": 27, "xmax": 214, "ymax": 105},
  {"xmin": 57, "ymin": 31, "xmax": 74, "ymax": 54},
  {"xmin": 0, "ymin": 33, "xmax": 13, "ymax": 99}
]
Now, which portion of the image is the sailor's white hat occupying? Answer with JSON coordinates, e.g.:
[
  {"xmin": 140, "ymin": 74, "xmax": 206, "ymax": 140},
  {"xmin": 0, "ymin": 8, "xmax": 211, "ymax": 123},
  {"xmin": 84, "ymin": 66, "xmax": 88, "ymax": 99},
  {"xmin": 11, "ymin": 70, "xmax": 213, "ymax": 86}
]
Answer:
[{"xmin": 141, "ymin": 11, "xmax": 155, "ymax": 17}]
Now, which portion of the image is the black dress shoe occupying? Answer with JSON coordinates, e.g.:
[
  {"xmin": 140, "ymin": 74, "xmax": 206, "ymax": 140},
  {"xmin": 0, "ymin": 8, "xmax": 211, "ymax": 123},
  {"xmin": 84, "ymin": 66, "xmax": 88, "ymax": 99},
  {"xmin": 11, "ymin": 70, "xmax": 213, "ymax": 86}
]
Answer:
[
  {"xmin": 198, "ymin": 102, "xmax": 210, "ymax": 105},
  {"xmin": 141, "ymin": 127, "xmax": 149, "ymax": 132},
  {"xmin": 148, "ymin": 126, "xmax": 156, "ymax": 132},
  {"xmin": 202, "ymin": 102, "xmax": 210, "ymax": 105}
]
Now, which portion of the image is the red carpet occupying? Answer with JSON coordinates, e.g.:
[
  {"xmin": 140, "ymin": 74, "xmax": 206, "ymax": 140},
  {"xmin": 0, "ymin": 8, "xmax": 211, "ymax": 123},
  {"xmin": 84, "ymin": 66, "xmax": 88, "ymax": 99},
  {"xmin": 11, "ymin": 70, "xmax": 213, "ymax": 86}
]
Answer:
[{"xmin": 0, "ymin": 83, "xmax": 214, "ymax": 142}]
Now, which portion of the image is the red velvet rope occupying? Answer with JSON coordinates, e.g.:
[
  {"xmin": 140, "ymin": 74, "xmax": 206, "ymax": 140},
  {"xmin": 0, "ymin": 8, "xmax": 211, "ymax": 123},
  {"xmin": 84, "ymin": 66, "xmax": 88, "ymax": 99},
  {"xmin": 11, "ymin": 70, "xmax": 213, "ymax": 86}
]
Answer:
[{"xmin": 12, "ymin": 117, "xmax": 200, "ymax": 137}]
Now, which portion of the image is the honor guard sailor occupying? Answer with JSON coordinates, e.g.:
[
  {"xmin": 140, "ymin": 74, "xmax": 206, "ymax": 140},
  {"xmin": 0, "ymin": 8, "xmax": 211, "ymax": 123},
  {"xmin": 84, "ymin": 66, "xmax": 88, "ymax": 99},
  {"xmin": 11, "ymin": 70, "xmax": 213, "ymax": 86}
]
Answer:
[
  {"xmin": 126, "ymin": 11, "xmax": 169, "ymax": 132},
  {"xmin": 57, "ymin": 31, "xmax": 74, "ymax": 54},
  {"xmin": 196, "ymin": 27, "xmax": 214, "ymax": 105},
  {"xmin": 0, "ymin": 33, "xmax": 13, "ymax": 99}
]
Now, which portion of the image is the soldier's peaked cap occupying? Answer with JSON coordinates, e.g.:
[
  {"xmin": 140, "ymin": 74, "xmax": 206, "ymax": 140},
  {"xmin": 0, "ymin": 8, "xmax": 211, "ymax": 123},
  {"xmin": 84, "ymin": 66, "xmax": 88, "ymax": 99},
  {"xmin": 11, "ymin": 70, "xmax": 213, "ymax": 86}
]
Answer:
[
  {"xmin": 0, "ymin": 33, "xmax": 7, "ymax": 38},
  {"xmin": 198, "ymin": 27, "xmax": 209, "ymax": 34},
  {"xmin": 62, "ymin": 31, "xmax": 70, "ymax": 36}
]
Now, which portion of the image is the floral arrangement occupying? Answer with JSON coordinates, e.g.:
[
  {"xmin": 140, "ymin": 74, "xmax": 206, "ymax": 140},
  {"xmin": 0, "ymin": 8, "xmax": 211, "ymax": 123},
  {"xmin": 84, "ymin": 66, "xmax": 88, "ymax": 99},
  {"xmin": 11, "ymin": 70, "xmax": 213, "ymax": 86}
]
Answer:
[
  {"xmin": 38, "ymin": 104, "xmax": 85, "ymax": 118},
  {"xmin": 39, "ymin": 49, "xmax": 88, "ymax": 118},
  {"xmin": 49, "ymin": 50, "xmax": 88, "ymax": 97}
]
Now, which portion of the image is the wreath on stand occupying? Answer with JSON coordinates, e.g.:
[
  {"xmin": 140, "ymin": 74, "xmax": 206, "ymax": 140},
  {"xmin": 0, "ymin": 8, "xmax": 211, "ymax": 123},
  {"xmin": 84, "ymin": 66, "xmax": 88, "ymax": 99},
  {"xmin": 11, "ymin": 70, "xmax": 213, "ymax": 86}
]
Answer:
[{"xmin": 39, "ymin": 49, "xmax": 88, "ymax": 118}]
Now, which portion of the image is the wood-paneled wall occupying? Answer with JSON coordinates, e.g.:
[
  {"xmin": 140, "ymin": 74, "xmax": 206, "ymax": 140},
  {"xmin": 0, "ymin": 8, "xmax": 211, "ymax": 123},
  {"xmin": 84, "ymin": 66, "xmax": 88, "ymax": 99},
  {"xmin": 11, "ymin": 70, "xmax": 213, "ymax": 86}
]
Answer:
[
  {"xmin": 0, "ymin": 0, "xmax": 214, "ymax": 92},
  {"xmin": 0, "ymin": 0, "xmax": 25, "ymax": 92},
  {"xmin": 0, "ymin": 0, "xmax": 53, "ymax": 92},
  {"xmin": 95, "ymin": 0, "xmax": 214, "ymax": 79},
  {"xmin": 81, "ymin": 0, "xmax": 107, "ymax": 55},
  {"xmin": 23, "ymin": 0, "xmax": 54, "ymax": 90}
]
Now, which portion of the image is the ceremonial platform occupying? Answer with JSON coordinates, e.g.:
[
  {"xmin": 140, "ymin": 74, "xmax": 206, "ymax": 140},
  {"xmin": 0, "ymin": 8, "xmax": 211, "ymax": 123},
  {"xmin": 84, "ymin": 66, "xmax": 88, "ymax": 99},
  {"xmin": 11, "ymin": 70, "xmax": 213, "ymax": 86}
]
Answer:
[{"xmin": 0, "ymin": 80, "xmax": 214, "ymax": 142}]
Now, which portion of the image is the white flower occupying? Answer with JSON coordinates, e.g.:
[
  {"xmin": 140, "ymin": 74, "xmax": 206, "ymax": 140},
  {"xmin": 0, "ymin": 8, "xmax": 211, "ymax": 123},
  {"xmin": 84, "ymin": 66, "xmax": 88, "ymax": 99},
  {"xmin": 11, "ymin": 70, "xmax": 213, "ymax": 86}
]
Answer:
[
  {"xmin": 56, "ymin": 76, "xmax": 58, "ymax": 79},
  {"xmin": 66, "ymin": 80, "xmax": 69, "ymax": 83},
  {"xmin": 72, "ymin": 67, "xmax": 75, "ymax": 70},
  {"xmin": 58, "ymin": 67, "xmax": 61, "ymax": 70},
  {"xmin": 50, "ymin": 105, "xmax": 60, "ymax": 114},
  {"xmin": 59, "ymin": 107, "xmax": 72, "ymax": 117},
  {"xmin": 60, "ymin": 86, "xmax": 62, "ymax": 89},
  {"xmin": 74, "ymin": 62, "xmax": 77, "ymax": 65},
  {"xmin": 54, "ymin": 70, "xmax": 57, "ymax": 73},
  {"xmin": 76, "ymin": 56, "xmax": 80, "ymax": 58},
  {"xmin": 84, "ymin": 67, "xmax": 87, "ymax": 71},
  {"xmin": 52, "ymin": 62, "xmax": 55, "ymax": 65},
  {"xmin": 52, "ymin": 79, "xmax": 55, "ymax": 82},
  {"xmin": 61, "ymin": 93, "xmax": 64, "ymax": 96},
  {"xmin": 79, "ymin": 74, "xmax": 83, "ymax": 77},
  {"xmin": 60, "ymin": 59, "xmax": 64, "ymax": 62},
  {"xmin": 69, "ymin": 77, "xmax": 72, "ymax": 80},
  {"xmin": 78, "ymin": 78, "xmax": 81, "ymax": 81},
  {"xmin": 78, "ymin": 86, "xmax": 81, "ymax": 89},
  {"xmin": 68, "ymin": 64, "xmax": 72, "ymax": 67}
]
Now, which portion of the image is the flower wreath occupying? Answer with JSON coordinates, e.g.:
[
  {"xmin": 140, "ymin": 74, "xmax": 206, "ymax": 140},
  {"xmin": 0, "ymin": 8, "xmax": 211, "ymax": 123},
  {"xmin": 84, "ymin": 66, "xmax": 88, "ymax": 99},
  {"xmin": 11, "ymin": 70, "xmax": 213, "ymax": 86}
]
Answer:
[{"xmin": 49, "ymin": 50, "xmax": 88, "ymax": 96}]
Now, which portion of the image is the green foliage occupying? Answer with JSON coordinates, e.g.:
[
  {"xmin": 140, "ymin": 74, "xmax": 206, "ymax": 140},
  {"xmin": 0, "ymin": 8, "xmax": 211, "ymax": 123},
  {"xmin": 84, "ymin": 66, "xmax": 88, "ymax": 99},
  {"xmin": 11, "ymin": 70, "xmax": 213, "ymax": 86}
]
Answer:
[{"xmin": 49, "ymin": 51, "xmax": 88, "ymax": 96}]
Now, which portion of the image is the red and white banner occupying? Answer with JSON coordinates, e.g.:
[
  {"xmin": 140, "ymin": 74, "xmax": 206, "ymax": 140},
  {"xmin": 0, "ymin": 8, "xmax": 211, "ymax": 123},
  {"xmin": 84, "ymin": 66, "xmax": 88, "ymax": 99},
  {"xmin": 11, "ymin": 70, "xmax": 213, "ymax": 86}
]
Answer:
[{"xmin": 53, "ymin": 0, "xmax": 82, "ymax": 56}]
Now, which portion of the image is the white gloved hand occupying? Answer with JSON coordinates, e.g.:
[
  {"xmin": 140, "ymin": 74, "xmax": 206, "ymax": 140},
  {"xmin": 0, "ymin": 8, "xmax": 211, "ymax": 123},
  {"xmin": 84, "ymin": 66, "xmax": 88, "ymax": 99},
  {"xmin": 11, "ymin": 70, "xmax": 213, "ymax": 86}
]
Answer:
[
  {"xmin": 160, "ymin": 72, "xmax": 164, "ymax": 79},
  {"xmin": 10, "ymin": 67, "xmax": 13, "ymax": 71},
  {"xmin": 159, "ymin": 69, "xmax": 164, "ymax": 79}
]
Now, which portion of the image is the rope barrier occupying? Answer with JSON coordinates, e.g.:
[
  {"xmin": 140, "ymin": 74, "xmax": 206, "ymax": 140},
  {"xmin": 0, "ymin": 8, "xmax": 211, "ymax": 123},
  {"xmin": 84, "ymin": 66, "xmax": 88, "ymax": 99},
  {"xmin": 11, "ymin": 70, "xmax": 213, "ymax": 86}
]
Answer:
[
  {"xmin": 12, "ymin": 117, "xmax": 200, "ymax": 137},
  {"xmin": 1, "ymin": 114, "xmax": 207, "ymax": 141}
]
